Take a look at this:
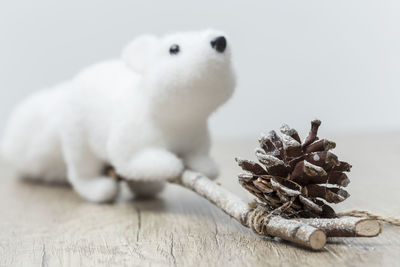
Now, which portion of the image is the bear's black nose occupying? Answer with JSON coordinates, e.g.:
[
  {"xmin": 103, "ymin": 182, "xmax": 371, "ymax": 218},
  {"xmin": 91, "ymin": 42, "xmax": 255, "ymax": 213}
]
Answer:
[{"xmin": 211, "ymin": 36, "xmax": 227, "ymax": 53}]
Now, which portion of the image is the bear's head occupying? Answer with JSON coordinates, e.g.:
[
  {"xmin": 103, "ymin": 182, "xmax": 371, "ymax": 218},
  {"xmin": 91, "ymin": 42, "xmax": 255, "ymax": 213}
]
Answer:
[{"xmin": 122, "ymin": 29, "xmax": 236, "ymax": 124}]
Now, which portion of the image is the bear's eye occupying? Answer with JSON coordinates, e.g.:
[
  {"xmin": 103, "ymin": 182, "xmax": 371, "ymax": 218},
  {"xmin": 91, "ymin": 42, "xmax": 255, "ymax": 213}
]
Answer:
[{"xmin": 169, "ymin": 44, "xmax": 180, "ymax": 55}]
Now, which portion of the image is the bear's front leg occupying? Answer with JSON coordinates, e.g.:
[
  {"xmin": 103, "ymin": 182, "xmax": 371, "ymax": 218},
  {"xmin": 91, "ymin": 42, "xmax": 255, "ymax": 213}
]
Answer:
[
  {"xmin": 117, "ymin": 148, "xmax": 184, "ymax": 182},
  {"xmin": 183, "ymin": 154, "xmax": 220, "ymax": 180}
]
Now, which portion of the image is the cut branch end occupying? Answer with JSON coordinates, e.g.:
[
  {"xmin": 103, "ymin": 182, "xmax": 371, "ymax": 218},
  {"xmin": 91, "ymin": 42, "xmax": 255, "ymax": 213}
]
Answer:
[
  {"xmin": 309, "ymin": 230, "xmax": 327, "ymax": 250},
  {"xmin": 355, "ymin": 219, "xmax": 382, "ymax": 237}
]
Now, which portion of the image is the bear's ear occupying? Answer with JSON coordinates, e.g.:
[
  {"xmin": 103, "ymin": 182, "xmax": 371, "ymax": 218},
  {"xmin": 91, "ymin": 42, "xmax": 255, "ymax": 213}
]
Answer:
[{"xmin": 122, "ymin": 35, "xmax": 159, "ymax": 73}]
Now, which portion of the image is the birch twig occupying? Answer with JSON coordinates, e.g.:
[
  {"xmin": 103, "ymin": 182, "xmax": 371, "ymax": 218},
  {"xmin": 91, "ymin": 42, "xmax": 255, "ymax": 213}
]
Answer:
[
  {"xmin": 172, "ymin": 170, "xmax": 327, "ymax": 250},
  {"xmin": 108, "ymin": 168, "xmax": 382, "ymax": 250},
  {"xmin": 297, "ymin": 217, "xmax": 382, "ymax": 237}
]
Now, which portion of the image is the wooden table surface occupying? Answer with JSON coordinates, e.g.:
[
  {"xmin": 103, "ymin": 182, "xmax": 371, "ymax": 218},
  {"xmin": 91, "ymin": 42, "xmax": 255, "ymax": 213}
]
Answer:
[{"xmin": 0, "ymin": 134, "xmax": 399, "ymax": 267}]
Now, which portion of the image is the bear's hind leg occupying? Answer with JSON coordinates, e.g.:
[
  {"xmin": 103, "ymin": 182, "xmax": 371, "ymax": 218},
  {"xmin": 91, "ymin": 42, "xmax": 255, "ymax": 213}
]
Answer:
[{"xmin": 63, "ymin": 140, "xmax": 119, "ymax": 203}]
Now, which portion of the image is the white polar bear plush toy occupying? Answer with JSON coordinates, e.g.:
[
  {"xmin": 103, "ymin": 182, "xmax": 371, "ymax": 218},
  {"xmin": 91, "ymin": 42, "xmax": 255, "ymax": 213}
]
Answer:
[{"xmin": 1, "ymin": 29, "xmax": 236, "ymax": 202}]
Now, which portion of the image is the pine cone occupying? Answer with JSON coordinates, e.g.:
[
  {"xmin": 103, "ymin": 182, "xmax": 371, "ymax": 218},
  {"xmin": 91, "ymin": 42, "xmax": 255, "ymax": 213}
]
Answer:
[{"xmin": 236, "ymin": 119, "xmax": 352, "ymax": 218}]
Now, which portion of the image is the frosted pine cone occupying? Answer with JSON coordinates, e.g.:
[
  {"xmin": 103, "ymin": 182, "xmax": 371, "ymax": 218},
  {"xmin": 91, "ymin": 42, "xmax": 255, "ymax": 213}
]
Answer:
[{"xmin": 236, "ymin": 119, "xmax": 351, "ymax": 218}]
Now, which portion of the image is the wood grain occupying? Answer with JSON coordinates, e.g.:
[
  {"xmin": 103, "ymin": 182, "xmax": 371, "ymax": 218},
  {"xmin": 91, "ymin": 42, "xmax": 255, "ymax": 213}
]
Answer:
[{"xmin": 0, "ymin": 134, "xmax": 399, "ymax": 266}]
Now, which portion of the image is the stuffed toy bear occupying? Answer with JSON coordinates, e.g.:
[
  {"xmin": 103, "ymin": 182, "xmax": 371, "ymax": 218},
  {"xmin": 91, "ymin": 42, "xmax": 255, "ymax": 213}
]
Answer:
[{"xmin": 1, "ymin": 29, "xmax": 236, "ymax": 202}]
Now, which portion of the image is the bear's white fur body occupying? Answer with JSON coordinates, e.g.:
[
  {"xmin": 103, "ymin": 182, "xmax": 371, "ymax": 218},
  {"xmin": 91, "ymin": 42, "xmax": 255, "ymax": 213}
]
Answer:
[{"xmin": 1, "ymin": 29, "xmax": 236, "ymax": 202}]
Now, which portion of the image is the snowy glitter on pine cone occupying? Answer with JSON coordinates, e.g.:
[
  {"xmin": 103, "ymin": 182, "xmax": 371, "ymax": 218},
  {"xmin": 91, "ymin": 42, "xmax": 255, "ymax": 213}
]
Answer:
[{"xmin": 236, "ymin": 119, "xmax": 352, "ymax": 218}]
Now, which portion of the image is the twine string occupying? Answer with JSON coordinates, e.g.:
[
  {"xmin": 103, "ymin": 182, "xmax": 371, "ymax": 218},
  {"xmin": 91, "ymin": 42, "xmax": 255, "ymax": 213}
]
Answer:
[
  {"xmin": 247, "ymin": 200, "xmax": 294, "ymax": 235},
  {"xmin": 247, "ymin": 206, "xmax": 269, "ymax": 235}
]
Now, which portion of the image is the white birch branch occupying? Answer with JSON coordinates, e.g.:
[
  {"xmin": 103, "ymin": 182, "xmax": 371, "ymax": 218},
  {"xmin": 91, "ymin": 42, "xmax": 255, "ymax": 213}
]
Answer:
[
  {"xmin": 298, "ymin": 217, "xmax": 382, "ymax": 237},
  {"xmin": 172, "ymin": 170, "xmax": 327, "ymax": 250},
  {"xmin": 109, "ymin": 168, "xmax": 382, "ymax": 250}
]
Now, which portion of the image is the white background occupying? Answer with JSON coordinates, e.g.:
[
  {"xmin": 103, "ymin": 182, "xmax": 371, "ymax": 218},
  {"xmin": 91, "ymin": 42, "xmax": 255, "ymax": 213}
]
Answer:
[{"xmin": 0, "ymin": 1, "xmax": 399, "ymax": 138}]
